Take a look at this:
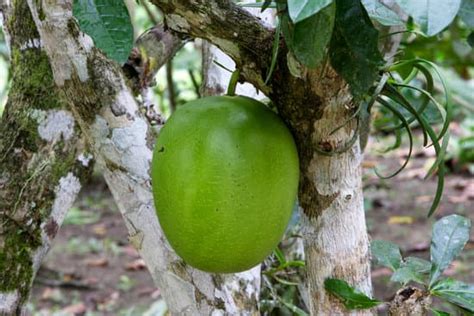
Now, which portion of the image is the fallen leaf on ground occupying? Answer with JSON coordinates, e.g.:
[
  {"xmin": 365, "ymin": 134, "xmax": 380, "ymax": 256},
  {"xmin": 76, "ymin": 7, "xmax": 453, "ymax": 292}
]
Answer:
[
  {"xmin": 388, "ymin": 216, "xmax": 413, "ymax": 225},
  {"xmin": 125, "ymin": 259, "xmax": 146, "ymax": 271},
  {"xmin": 92, "ymin": 224, "xmax": 107, "ymax": 236},
  {"xmin": 406, "ymin": 242, "xmax": 429, "ymax": 252},
  {"xmin": 97, "ymin": 291, "xmax": 120, "ymax": 311},
  {"xmin": 415, "ymin": 195, "xmax": 433, "ymax": 203},
  {"xmin": 60, "ymin": 302, "xmax": 87, "ymax": 315},
  {"xmin": 136, "ymin": 287, "xmax": 161, "ymax": 299},
  {"xmin": 362, "ymin": 161, "xmax": 377, "ymax": 168},
  {"xmin": 85, "ymin": 257, "xmax": 108, "ymax": 267},
  {"xmin": 122, "ymin": 245, "xmax": 140, "ymax": 258},
  {"xmin": 40, "ymin": 287, "xmax": 63, "ymax": 302},
  {"xmin": 453, "ymin": 179, "xmax": 469, "ymax": 191},
  {"xmin": 83, "ymin": 277, "xmax": 99, "ymax": 285},
  {"xmin": 443, "ymin": 261, "xmax": 461, "ymax": 276},
  {"xmin": 448, "ymin": 182, "xmax": 474, "ymax": 204},
  {"xmin": 399, "ymin": 168, "xmax": 426, "ymax": 180},
  {"xmin": 371, "ymin": 267, "xmax": 392, "ymax": 278}
]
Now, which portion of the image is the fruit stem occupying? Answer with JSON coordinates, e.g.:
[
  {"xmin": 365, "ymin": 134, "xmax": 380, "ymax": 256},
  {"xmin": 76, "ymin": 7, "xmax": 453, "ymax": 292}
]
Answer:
[{"xmin": 227, "ymin": 69, "xmax": 240, "ymax": 96}]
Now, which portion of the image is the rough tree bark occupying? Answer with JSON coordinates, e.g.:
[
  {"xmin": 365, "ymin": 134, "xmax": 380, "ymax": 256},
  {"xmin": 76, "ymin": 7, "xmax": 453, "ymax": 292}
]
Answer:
[
  {"xmin": 0, "ymin": 1, "xmax": 92, "ymax": 313},
  {"xmin": 10, "ymin": 0, "xmax": 261, "ymax": 314},
  {"xmin": 148, "ymin": 1, "xmax": 401, "ymax": 314}
]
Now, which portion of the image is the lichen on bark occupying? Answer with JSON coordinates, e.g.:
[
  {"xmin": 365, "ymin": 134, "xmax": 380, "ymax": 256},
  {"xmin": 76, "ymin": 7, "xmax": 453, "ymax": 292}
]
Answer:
[{"xmin": 0, "ymin": 1, "xmax": 91, "ymax": 311}]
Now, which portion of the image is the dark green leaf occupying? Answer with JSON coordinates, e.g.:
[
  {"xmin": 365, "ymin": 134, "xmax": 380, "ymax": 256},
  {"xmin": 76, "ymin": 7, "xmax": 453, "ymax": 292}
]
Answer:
[
  {"xmin": 395, "ymin": 0, "xmax": 463, "ymax": 36},
  {"xmin": 379, "ymin": 82, "xmax": 447, "ymax": 216},
  {"xmin": 361, "ymin": 0, "xmax": 404, "ymax": 26},
  {"xmin": 430, "ymin": 215, "xmax": 471, "ymax": 286},
  {"xmin": 468, "ymin": 32, "xmax": 474, "ymax": 47},
  {"xmin": 371, "ymin": 240, "xmax": 402, "ymax": 271},
  {"xmin": 287, "ymin": 0, "xmax": 333, "ymax": 23},
  {"xmin": 265, "ymin": 17, "xmax": 281, "ymax": 84},
  {"xmin": 459, "ymin": 0, "xmax": 474, "ymax": 28},
  {"xmin": 391, "ymin": 257, "xmax": 431, "ymax": 284},
  {"xmin": 73, "ymin": 0, "xmax": 134, "ymax": 64},
  {"xmin": 282, "ymin": 2, "xmax": 335, "ymax": 68},
  {"xmin": 273, "ymin": 247, "xmax": 287, "ymax": 264},
  {"xmin": 374, "ymin": 97, "xmax": 414, "ymax": 179},
  {"xmin": 431, "ymin": 309, "xmax": 451, "ymax": 316},
  {"xmin": 329, "ymin": 0, "xmax": 384, "ymax": 99},
  {"xmin": 324, "ymin": 278, "xmax": 381, "ymax": 310},
  {"xmin": 431, "ymin": 278, "xmax": 474, "ymax": 312},
  {"xmin": 262, "ymin": 0, "xmax": 274, "ymax": 12}
]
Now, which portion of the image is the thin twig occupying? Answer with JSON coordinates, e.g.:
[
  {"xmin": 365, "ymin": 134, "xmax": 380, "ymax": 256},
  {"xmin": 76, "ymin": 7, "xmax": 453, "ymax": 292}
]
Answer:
[
  {"xmin": 166, "ymin": 60, "xmax": 177, "ymax": 112},
  {"xmin": 188, "ymin": 69, "xmax": 201, "ymax": 98}
]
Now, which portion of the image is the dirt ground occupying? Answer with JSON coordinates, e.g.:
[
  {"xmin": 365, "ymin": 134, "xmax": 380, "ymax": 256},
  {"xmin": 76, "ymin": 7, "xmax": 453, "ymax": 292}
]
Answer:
[{"xmin": 27, "ymin": 137, "xmax": 473, "ymax": 315}]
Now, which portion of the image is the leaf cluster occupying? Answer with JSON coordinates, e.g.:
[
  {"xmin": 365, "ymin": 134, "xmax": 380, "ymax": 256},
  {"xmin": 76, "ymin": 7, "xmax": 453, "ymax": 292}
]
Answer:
[{"xmin": 325, "ymin": 215, "xmax": 473, "ymax": 314}]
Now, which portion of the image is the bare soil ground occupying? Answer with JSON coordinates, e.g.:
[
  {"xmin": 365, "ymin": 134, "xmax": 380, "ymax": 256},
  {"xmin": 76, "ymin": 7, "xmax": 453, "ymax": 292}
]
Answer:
[{"xmin": 28, "ymin": 137, "xmax": 473, "ymax": 315}]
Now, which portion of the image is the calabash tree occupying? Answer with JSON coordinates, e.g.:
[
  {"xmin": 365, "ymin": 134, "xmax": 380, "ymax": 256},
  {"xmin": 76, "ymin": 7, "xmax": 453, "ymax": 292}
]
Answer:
[{"xmin": 0, "ymin": 0, "xmax": 471, "ymax": 314}]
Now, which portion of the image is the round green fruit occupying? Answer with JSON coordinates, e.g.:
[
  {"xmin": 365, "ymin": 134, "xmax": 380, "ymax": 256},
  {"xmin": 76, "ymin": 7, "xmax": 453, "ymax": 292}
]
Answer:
[{"xmin": 151, "ymin": 95, "xmax": 299, "ymax": 273}]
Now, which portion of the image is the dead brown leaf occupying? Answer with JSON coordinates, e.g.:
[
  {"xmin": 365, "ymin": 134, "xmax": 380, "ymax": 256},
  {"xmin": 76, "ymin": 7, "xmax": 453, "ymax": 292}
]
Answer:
[
  {"xmin": 60, "ymin": 302, "xmax": 87, "ymax": 315},
  {"xmin": 40, "ymin": 287, "xmax": 62, "ymax": 302},
  {"xmin": 399, "ymin": 168, "xmax": 426, "ymax": 180},
  {"xmin": 92, "ymin": 224, "xmax": 108, "ymax": 236},
  {"xmin": 388, "ymin": 216, "xmax": 414, "ymax": 225},
  {"xmin": 125, "ymin": 258, "xmax": 146, "ymax": 271},
  {"xmin": 85, "ymin": 257, "xmax": 108, "ymax": 267},
  {"xmin": 362, "ymin": 160, "xmax": 377, "ymax": 169},
  {"xmin": 122, "ymin": 245, "xmax": 140, "ymax": 258},
  {"xmin": 372, "ymin": 267, "xmax": 392, "ymax": 278},
  {"xmin": 448, "ymin": 182, "xmax": 474, "ymax": 204}
]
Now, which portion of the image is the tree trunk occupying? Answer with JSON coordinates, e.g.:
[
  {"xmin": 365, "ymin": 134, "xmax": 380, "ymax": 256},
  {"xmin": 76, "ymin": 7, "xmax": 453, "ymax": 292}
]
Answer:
[
  {"xmin": 268, "ymin": 63, "xmax": 373, "ymax": 314},
  {"xmin": 22, "ymin": 1, "xmax": 260, "ymax": 314},
  {"xmin": 146, "ymin": 1, "xmax": 404, "ymax": 313},
  {"xmin": 0, "ymin": 1, "xmax": 91, "ymax": 313}
]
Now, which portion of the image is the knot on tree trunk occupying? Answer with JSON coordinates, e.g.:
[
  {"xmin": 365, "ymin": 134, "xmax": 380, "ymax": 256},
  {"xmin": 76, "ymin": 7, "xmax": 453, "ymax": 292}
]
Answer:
[{"xmin": 388, "ymin": 286, "xmax": 431, "ymax": 316}]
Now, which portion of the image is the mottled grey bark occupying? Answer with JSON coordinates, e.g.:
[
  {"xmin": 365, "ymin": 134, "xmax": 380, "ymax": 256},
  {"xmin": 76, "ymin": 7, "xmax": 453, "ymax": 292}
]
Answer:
[
  {"xmin": 388, "ymin": 287, "xmax": 431, "ymax": 316},
  {"xmin": 22, "ymin": 0, "xmax": 262, "ymax": 314},
  {"xmin": 148, "ymin": 1, "xmax": 394, "ymax": 314},
  {"xmin": 0, "ymin": 1, "xmax": 91, "ymax": 313}
]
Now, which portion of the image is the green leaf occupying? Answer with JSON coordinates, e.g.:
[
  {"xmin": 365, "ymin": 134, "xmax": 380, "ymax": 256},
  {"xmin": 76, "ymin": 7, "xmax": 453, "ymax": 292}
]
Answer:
[
  {"xmin": 265, "ymin": 17, "xmax": 281, "ymax": 84},
  {"xmin": 429, "ymin": 215, "xmax": 471, "ymax": 286},
  {"xmin": 431, "ymin": 278, "xmax": 474, "ymax": 312},
  {"xmin": 395, "ymin": 0, "xmax": 463, "ymax": 36},
  {"xmin": 468, "ymin": 31, "xmax": 474, "ymax": 47},
  {"xmin": 459, "ymin": 0, "xmax": 474, "ymax": 28},
  {"xmin": 329, "ymin": 0, "xmax": 384, "ymax": 99},
  {"xmin": 391, "ymin": 257, "xmax": 431, "ymax": 284},
  {"xmin": 278, "ymin": 298, "xmax": 309, "ymax": 316},
  {"xmin": 73, "ymin": 0, "xmax": 134, "ymax": 64},
  {"xmin": 361, "ymin": 0, "xmax": 404, "ymax": 26},
  {"xmin": 324, "ymin": 278, "xmax": 381, "ymax": 310},
  {"xmin": 374, "ymin": 97, "xmax": 414, "ymax": 179},
  {"xmin": 273, "ymin": 247, "xmax": 287, "ymax": 264},
  {"xmin": 431, "ymin": 309, "xmax": 451, "ymax": 316},
  {"xmin": 371, "ymin": 240, "xmax": 402, "ymax": 271},
  {"xmin": 287, "ymin": 0, "xmax": 333, "ymax": 23},
  {"xmin": 262, "ymin": 0, "xmax": 274, "ymax": 12},
  {"xmin": 281, "ymin": 2, "xmax": 335, "ymax": 68}
]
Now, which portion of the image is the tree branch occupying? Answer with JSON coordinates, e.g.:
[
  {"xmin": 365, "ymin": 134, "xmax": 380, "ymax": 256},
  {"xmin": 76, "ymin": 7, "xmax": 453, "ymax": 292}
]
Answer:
[
  {"xmin": 123, "ymin": 24, "xmax": 184, "ymax": 123},
  {"xmin": 150, "ymin": 0, "xmax": 274, "ymax": 95},
  {"xmin": 123, "ymin": 24, "xmax": 184, "ymax": 95}
]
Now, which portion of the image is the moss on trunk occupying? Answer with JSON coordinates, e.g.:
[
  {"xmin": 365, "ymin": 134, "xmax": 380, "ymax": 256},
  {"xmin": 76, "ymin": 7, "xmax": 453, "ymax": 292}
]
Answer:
[{"xmin": 0, "ymin": 1, "xmax": 91, "ymax": 309}]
